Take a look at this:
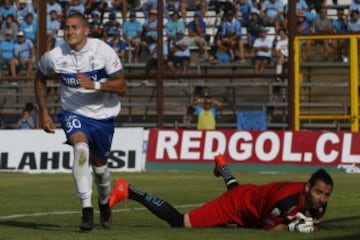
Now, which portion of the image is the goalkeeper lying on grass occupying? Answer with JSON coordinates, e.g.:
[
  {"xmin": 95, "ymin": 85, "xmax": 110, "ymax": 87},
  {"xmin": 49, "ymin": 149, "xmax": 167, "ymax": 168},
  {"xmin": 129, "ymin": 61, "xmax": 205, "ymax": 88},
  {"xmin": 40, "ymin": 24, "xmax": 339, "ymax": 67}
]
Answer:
[{"xmin": 109, "ymin": 155, "xmax": 334, "ymax": 233}]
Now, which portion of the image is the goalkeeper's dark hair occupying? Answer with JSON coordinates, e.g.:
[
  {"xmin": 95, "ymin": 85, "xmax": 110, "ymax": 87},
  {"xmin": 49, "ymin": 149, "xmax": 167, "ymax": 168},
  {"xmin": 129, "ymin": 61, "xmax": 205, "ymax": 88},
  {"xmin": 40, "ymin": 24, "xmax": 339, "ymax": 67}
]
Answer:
[{"xmin": 308, "ymin": 168, "xmax": 334, "ymax": 187}]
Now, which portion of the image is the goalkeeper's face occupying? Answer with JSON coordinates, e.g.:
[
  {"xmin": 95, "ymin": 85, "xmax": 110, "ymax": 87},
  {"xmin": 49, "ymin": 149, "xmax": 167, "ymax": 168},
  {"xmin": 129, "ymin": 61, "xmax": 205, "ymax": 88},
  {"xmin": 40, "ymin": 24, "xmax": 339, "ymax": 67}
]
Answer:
[{"xmin": 305, "ymin": 180, "xmax": 333, "ymax": 210}]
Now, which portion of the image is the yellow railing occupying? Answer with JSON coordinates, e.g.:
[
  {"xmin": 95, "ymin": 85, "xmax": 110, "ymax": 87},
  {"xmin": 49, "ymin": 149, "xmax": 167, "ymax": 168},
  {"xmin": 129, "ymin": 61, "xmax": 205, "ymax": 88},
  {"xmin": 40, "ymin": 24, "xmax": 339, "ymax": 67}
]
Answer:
[{"xmin": 294, "ymin": 35, "xmax": 359, "ymax": 132}]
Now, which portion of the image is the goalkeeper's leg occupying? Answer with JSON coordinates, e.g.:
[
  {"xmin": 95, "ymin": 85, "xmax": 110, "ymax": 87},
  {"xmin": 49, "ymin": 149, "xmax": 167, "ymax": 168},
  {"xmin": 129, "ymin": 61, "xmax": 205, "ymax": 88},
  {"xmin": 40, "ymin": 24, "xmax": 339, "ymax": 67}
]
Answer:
[
  {"xmin": 110, "ymin": 179, "xmax": 185, "ymax": 227},
  {"xmin": 214, "ymin": 154, "xmax": 239, "ymax": 190}
]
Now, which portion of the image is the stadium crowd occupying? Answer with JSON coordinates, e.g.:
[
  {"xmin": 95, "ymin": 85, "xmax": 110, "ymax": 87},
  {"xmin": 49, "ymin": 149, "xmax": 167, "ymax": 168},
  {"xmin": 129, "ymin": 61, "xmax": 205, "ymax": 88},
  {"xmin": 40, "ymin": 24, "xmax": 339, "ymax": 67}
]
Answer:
[{"xmin": 0, "ymin": 0, "xmax": 360, "ymax": 77}]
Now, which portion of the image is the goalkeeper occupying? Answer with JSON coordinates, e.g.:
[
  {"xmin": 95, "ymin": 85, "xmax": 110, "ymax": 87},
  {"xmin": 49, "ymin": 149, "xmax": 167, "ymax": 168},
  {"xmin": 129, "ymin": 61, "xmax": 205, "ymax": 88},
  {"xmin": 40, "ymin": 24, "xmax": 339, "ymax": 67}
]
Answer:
[{"xmin": 109, "ymin": 155, "xmax": 333, "ymax": 232}]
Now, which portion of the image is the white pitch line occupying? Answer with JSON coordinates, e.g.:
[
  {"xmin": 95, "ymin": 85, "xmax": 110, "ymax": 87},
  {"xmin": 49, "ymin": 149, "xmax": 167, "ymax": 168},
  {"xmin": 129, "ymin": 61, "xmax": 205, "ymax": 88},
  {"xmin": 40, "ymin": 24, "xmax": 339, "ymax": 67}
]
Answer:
[{"xmin": 0, "ymin": 204, "xmax": 201, "ymax": 220}]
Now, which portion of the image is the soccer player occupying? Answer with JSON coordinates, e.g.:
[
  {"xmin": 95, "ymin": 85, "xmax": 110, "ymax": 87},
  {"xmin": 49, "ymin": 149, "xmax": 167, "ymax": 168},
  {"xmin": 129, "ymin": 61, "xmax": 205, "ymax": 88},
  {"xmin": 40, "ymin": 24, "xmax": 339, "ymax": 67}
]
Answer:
[
  {"xmin": 109, "ymin": 155, "xmax": 333, "ymax": 233},
  {"xmin": 34, "ymin": 13, "xmax": 127, "ymax": 231}
]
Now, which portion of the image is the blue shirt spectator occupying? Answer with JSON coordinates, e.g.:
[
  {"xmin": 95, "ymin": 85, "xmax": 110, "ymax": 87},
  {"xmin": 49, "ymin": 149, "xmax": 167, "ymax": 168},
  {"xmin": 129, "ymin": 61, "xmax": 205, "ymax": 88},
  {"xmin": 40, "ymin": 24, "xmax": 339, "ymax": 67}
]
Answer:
[
  {"xmin": 16, "ymin": 0, "xmax": 37, "ymax": 24},
  {"xmin": 20, "ymin": 13, "xmax": 37, "ymax": 43},
  {"xmin": 165, "ymin": 11, "xmax": 185, "ymax": 40},
  {"xmin": 0, "ymin": 30, "xmax": 15, "ymax": 63},
  {"xmin": 0, "ymin": 0, "xmax": 17, "ymax": 22},
  {"xmin": 123, "ymin": 13, "xmax": 143, "ymax": 39}
]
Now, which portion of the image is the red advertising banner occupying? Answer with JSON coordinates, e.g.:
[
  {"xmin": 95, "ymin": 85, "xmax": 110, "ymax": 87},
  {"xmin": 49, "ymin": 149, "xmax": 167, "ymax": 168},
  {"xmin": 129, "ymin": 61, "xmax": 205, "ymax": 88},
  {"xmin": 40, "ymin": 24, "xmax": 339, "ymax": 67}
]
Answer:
[{"xmin": 146, "ymin": 129, "xmax": 360, "ymax": 166}]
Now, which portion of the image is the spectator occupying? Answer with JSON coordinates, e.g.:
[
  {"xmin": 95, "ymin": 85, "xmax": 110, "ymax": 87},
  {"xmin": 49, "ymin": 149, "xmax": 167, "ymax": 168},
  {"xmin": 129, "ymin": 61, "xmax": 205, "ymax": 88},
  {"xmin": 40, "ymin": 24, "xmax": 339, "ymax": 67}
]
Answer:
[
  {"xmin": 88, "ymin": 9, "xmax": 104, "ymax": 38},
  {"xmin": 167, "ymin": 30, "xmax": 191, "ymax": 75},
  {"xmin": 0, "ymin": 0, "xmax": 17, "ymax": 25},
  {"xmin": 141, "ymin": 9, "xmax": 158, "ymax": 52},
  {"xmin": 261, "ymin": 0, "xmax": 284, "ymax": 34},
  {"xmin": 145, "ymin": 42, "xmax": 169, "ymax": 81},
  {"xmin": 275, "ymin": 28, "xmax": 288, "ymax": 83},
  {"xmin": 0, "ymin": 14, "xmax": 18, "ymax": 40},
  {"xmin": 111, "ymin": 0, "xmax": 141, "ymax": 21},
  {"xmin": 349, "ymin": 0, "xmax": 360, "ymax": 13},
  {"xmin": 47, "ymin": 0, "xmax": 63, "ymax": 20},
  {"xmin": 84, "ymin": 0, "xmax": 108, "ymax": 23},
  {"xmin": 103, "ymin": 10, "xmax": 122, "ymax": 41},
  {"xmin": 347, "ymin": 9, "xmax": 360, "ymax": 33},
  {"xmin": 312, "ymin": 7, "xmax": 334, "ymax": 60},
  {"xmin": 16, "ymin": 102, "xmax": 37, "ymax": 129},
  {"xmin": 190, "ymin": 95, "xmax": 222, "ymax": 130},
  {"xmin": 187, "ymin": 11, "xmax": 207, "ymax": 62},
  {"xmin": 19, "ymin": 12, "xmax": 37, "ymax": 44},
  {"xmin": 236, "ymin": 0, "xmax": 253, "ymax": 26},
  {"xmin": 142, "ymin": 0, "xmax": 157, "ymax": 20},
  {"xmin": 107, "ymin": 32, "xmax": 127, "ymax": 62},
  {"xmin": 16, "ymin": 0, "xmax": 37, "ymax": 24},
  {"xmin": 217, "ymin": 9, "xmax": 244, "ymax": 62},
  {"xmin": 0, "ymin": 30, "xmax": 15, "ymax": 74},
  {"xmin": 164, "ymin": 0, "xmax": 182, "ymax": 20},
  {"xmin": 296, "ymin": 10, "xmax": 312, "ymax": 60},
  {"xmin": 10, "ymin": 31, "xmax": 35, "ymax": 77},
  {"xmin": 66, "ymin": 0, "xmax": 85, "ymax": 16},
  {"xmin": 181, "ymin": 0, "xmax": 208, "ymax": 20},
  {"xmin": 165, "ymin": 11, "xmax": 185, "ymax": 41},
  {"xmin": 46, "ymin": 10, "xmax": 61, "ymax": 36},
  {"xmin": 246, "ymin": 8, "xmax": 265, "ymax": 51},
  {"xmin": 207, "ymin": 44, "xmax": 231, "ymax": 65},
  {"xmin": 332, "ymin": 8, "xmax": 348, "ymax": 62},
  {"xmin": 253, "ymin": 27, "xmax": 272, "ymax": 74},
  {"xmin": 305, "ymin": 0, "xmax": 326, "ymax": 13},
  {"xmin": 123, "ymin": 11, "xmax": 143, "ymax": 63}
]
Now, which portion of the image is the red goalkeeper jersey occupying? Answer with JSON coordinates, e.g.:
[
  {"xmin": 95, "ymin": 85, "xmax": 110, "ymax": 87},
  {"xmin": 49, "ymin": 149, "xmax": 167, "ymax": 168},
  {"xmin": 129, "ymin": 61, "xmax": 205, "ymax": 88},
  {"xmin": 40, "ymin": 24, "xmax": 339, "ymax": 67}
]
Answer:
[{"xmin": 188, "ymin": 182, "xmax": 326, "ymax": 229}]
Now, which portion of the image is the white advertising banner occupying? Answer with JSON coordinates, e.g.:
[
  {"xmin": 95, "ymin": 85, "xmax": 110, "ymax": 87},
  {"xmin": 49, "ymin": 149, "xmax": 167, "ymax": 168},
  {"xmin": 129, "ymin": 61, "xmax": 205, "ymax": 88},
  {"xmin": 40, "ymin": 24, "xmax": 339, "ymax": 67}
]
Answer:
[{"xmin": 0, "ymin": 128, "xmax": 145, "ymax": 173}]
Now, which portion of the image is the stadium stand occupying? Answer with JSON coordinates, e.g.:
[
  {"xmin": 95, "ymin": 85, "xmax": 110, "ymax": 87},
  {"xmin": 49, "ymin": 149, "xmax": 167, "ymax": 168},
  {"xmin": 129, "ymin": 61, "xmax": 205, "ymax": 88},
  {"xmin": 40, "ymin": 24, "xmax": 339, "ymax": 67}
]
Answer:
[{"xmin": 0, "ymin": 0, "xmax": 357, "ymax": 130}]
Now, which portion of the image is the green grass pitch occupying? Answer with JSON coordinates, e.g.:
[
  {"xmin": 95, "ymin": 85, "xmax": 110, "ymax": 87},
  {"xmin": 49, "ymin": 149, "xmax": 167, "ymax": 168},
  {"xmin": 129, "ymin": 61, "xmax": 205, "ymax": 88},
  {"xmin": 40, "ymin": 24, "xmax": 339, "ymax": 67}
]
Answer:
[{"xmin": 0, "ymin": 169, "xmax": 359, "ymax": 240}]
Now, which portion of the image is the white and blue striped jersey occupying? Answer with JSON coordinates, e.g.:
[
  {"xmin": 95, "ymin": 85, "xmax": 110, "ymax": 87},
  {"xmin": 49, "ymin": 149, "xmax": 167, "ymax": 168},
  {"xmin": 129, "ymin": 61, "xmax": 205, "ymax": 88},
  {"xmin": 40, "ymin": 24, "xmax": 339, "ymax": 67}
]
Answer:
[{"xmin": 38, "ymin": 38, "xmax": 123, "ymax": 120}]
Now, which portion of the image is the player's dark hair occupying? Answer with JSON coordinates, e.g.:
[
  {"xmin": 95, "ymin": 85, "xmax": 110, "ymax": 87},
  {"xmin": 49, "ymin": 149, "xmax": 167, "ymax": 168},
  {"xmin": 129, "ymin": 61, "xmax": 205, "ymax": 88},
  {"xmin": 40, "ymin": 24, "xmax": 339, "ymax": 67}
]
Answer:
[
  {"xmin": 308, "ymin": 168, "xmax": 334, "ymax": 188},
  {"xmin": 66, "ymin": 12, "xmax": 88, "ymax": 26}
]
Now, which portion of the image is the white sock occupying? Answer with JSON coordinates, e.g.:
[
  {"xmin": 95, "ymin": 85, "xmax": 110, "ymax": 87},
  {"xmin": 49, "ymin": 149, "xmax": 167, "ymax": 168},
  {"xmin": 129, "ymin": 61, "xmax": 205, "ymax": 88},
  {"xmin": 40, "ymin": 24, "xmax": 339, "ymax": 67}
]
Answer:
[
  {"xmin": 72, "ymin": 142, "xmax": 92, "ymax": 208},
  {"xmin": 276, "ymin": 64, "xmax": 283, "ymax": 75},
  {"xmin": 92, "ymin": 165, "xmax": 111, "ymax": 205}
]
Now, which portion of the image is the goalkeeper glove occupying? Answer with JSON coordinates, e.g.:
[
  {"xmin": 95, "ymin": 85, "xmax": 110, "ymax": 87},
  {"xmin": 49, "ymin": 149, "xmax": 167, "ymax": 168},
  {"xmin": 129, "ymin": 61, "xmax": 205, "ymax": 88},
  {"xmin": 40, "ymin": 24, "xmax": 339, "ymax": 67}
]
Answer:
[{"xmin": 288, "ymin": 212, "xmax": 314, "ymax": 233}]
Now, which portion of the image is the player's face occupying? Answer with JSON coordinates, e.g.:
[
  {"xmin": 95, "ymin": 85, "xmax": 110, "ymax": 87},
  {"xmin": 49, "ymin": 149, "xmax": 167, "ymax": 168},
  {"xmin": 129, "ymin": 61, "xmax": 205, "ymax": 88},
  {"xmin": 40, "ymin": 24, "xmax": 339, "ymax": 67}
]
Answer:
[
  {"xmin": 64, "ymin": 17, "xmax": 89, "ymax": 51},
  {"xmin": 305, "ymin": 180, "xmax": 333, "ymax": 210}
]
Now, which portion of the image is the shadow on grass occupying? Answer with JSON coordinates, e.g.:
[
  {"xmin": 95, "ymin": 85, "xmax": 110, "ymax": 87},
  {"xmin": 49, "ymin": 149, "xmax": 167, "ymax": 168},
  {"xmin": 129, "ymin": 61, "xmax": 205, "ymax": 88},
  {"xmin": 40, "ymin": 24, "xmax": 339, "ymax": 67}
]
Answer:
[
  {"xmin": 0, "ymin": 220, "xmax": 77, "ymax": 233},
  {"xmin": 317, "ymin": 216, "xmax": 360, "ymax": 240}
]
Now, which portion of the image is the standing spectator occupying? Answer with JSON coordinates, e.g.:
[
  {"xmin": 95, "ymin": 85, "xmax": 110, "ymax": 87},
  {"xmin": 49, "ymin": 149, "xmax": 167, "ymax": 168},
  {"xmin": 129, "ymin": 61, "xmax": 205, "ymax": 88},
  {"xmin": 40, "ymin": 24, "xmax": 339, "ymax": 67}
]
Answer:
[
  {"xmin": 191, "ymin": 95, "xmax": 222, "ymax": 130},
  {"xmin": 88, "ymin": 9, "xmax": 104, "ymax": 38},
  {"xmin": 34, "ymin": 13, "xmax": 127, "ymax": 231},
  {"xmin": 187, "ymin": 11, "xmax": 207, "ymax": 62},
  {"xmin": 0, "ymin": 14, "xmax": 18, "ymax": 40},
  {"xmin": 253, "ymin": 27, "xmax": 272, "ymax": 74},
  {"xmin": 10, "ymin": 31, "xmax": 35, "ymax": 77},
  {"xmin": 20, "ymin": 12, "xmax": 37, "ymax": 44},
  {"xmin": 103, "ymin": 10, "xmax": 122, "ymax": 41},
  {"xmin": 275, "ymin": 28, "xmax": 288, "ymax": 79},
  {"xmin": 168, "ymin": 30, "xmax": 191, "ymax": 75},
  {"xmin": 0, "ymin": 0, "xmax": 17, "ymax": 25},
  {"xmin": 16, "ymin": 102, "xmax": 37, "ymax": 129},
  {"xmin": 123, "ymin": 11, "xmax": 143, "ymax": 63},
  {"xmin": 217, "ymin": 9, "xmax": 244, "ymax": 62},
  {"xmin": 0, "ymin": 29, "xmax": 15, "ymax": 73}
]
